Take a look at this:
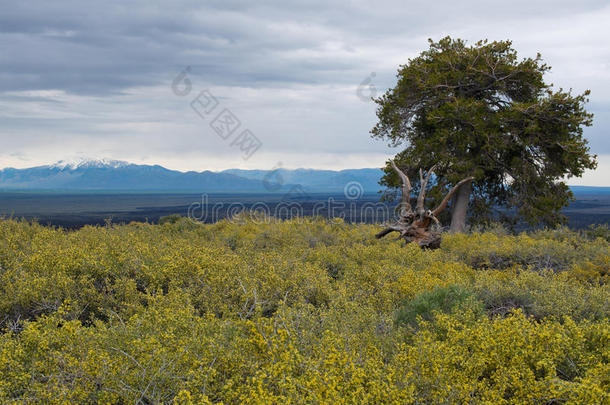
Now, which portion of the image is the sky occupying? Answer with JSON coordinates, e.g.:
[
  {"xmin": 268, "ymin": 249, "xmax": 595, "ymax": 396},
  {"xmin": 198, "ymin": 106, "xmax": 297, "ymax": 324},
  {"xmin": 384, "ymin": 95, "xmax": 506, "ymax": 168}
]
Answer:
[{"xmin": 0, "ymin": 0, "xmax": 609, "ymax": 185}]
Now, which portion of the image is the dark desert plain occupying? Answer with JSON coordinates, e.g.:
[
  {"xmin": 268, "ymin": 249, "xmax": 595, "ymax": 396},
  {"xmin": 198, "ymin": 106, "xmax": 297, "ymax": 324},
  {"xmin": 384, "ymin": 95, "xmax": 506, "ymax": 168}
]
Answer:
[{"xmin": 0, "ymin": 188, "xmax": 609, "ymax": 229}]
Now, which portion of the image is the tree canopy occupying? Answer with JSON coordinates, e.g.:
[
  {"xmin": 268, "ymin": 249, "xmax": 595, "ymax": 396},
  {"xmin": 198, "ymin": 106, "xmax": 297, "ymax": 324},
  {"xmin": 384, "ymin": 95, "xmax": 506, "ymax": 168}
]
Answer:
[{"xmin": 372, "ymin": 37, "xmax": 597, "ymax": 228}]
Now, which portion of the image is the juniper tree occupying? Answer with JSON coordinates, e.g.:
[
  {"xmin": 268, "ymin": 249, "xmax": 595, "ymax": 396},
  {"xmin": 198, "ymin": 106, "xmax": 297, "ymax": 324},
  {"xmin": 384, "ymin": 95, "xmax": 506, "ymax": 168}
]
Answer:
[{"xmin": 372, "ymin": 37, "xmax": 596, "ymax": 231}]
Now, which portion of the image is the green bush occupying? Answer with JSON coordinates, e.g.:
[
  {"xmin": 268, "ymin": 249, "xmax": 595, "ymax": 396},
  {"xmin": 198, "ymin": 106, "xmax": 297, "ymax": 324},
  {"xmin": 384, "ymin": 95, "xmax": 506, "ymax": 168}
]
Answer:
[
  {"xmin": 584, "ymin": 223, "xmax": 610, "ymax": 242},
  {"xmin": 158, "ymin": 214, "xmax": 184, "ymax": 225},
  {"xmin": 395, "ymin": 285, "xmax": 483, "ymax": 327}
]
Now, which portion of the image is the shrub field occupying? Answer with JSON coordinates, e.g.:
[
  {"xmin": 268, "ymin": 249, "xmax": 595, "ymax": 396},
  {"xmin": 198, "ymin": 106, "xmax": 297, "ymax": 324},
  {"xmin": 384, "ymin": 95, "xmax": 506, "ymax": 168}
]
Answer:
[{"xmin": 0, "ymin": 217, "xmax": 608, "ymax": 403}]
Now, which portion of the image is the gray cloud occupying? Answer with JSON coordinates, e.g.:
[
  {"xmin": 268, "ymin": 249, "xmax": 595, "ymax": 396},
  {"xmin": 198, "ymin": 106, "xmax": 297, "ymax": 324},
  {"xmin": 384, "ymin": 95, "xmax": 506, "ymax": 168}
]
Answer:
[
  {"xmin": 2, "ymin": 0, "xmax": 606, "ymax": 92},
  {"xmin": 0, "ymin": 0, "xmax": 609, "ymax": 184}
]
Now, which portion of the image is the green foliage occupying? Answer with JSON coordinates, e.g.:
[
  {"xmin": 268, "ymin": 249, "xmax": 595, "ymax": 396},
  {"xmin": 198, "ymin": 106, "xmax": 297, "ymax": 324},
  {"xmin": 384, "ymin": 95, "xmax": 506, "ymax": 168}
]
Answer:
[
  {"xmin": 158, "ymin": 214, "xmax": 184, "ymax": 225},
  {"xmin": 372, "ymin": 37, "xmax": 597, "ymax": 227},
  {"xmin": 395, "ymin": 284, "xmax": 483, "ymax": 327},
  {"xmin": 585, "ymin": 223, "xmax": 610, "ymax": 242},
  {"xmin": 0, "ymin": 218, "xmax": 609, "ymax": 403}
]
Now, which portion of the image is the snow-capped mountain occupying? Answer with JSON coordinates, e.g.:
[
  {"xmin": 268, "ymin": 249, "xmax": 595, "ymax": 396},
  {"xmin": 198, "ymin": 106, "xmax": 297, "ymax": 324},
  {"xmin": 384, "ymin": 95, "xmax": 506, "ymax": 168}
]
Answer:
[
  {"xmin": 0, "ymin": 160, "xmax": 605, "ymax": 194},
  {"xmin": 0, "ymin": 159, "xmax": 384, "ymax": 192},
  {"xmin": 50, "ymin": 158, "xmax": 131, "ymax": 170},
  {"xmin": 0, "ymin": 159, "xmax": 268, "ymax": 192}
]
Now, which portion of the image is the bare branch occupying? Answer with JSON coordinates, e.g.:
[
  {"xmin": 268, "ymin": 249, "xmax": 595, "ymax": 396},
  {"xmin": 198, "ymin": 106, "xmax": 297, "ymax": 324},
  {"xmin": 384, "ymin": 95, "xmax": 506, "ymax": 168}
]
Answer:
[
  {"xmin": 389, "ymin": 159, "xmax": 413, "ymax": 215},
  {"xmin": 375, "ymin": 226, "xmax": 403, "ymax": 239},
  {"xmin": 416, "ymin": 164, "xmax": 437, "ymax": 212},
  {"xmin": 377, "ymin": 165, "xmax": 472, "ymax": 249},
  {"xmin": 432, "ymin": 177, "xmax": 475, "ymax": 216}
]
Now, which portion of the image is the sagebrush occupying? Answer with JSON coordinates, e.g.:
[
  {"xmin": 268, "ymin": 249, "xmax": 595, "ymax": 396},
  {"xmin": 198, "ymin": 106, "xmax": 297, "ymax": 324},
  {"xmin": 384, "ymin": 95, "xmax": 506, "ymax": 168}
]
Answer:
[{"xmin": 0, "ymin": 217, "xmax": 608, "ymax": 403}]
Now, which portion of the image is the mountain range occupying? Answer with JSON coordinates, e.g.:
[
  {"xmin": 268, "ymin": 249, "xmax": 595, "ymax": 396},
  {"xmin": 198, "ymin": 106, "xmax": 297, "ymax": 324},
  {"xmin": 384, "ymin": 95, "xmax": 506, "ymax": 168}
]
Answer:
[
  {"xmin": 0, "ymin": 159, "xmax": 385, "ymax": 193},
  {"xmin": 1, "ymin": 159, "xmax": 608, "ymax": 195}
]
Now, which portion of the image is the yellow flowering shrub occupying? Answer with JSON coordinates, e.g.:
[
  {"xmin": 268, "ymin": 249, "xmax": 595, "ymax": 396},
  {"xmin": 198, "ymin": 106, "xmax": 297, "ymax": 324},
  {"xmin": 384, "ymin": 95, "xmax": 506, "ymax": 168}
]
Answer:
[
  {"xmin": 442, "ymin": 229, "xmax": 609, "ymax": 271},
  {"xmin": 0, "ymin": 217, "xmax": 608, "ymax": 403}
]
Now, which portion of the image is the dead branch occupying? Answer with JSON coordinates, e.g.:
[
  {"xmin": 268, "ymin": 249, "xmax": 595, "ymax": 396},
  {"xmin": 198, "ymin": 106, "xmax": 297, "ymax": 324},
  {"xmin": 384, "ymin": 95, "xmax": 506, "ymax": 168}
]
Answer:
[
  {"xmin": 389, "ymin": 159, "xmax": 414, "ymax": 219},
  {"xmin": 431, "ymin": 177, "xmax": 475, "ymax": 216},
  {"xmin": 376, "ymin": 161, "xmax": 473, "ymax": 249}
]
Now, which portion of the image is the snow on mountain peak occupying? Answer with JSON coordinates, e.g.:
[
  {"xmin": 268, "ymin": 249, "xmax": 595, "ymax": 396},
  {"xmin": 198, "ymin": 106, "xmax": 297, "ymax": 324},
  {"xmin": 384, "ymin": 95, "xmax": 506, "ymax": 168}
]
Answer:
[{"xmin": 50, "ymin": 158, "xmax": 130, "ymax": 170}]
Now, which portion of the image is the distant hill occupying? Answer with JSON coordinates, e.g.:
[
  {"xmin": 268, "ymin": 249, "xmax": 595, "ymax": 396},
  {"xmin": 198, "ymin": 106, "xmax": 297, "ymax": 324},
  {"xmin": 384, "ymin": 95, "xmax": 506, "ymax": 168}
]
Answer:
[
  {"xmin": 0, "ymin": 159, "xmax": 384, "ymax": 193},
  {"xmin": 1, "ymin": 159, "xmax": 606, "ymax": 194},
  {"xmin": 569, "ymin": 186, "xmax": 610, "ymax": 194},
  {"xmin": 0, "ymin": 159, "xmax": 265, "ymax": 192},
  {"xmin": 222, "ymin": 168, "xmax": 384, "ymax": 193}
]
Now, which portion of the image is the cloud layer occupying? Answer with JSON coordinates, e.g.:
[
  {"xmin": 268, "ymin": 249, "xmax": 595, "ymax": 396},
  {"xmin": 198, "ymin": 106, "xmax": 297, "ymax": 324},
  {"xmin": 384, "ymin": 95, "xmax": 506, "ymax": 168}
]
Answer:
[{"xmin": 1, "ymin": 0, "xmax": 609, "ymax": 184}]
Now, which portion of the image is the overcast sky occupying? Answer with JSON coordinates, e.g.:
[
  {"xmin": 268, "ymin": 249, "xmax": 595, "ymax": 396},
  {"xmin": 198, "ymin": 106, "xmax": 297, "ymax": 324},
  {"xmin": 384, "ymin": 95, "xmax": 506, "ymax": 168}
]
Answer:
[{"xmin": 1, "ymin": 0, "xmax": 609, "ymax": 185}]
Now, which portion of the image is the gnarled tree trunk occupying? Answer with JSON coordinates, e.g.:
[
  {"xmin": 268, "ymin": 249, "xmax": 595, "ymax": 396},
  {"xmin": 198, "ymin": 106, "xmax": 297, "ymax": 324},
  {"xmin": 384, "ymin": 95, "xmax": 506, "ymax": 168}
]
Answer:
[
  {"xmin": 375, "ymin": 160, "xmax": 474, "ymax": 249},
  {"xmin": 450, "ymin": 179, "xmax": 472, "ymax": 233}
]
